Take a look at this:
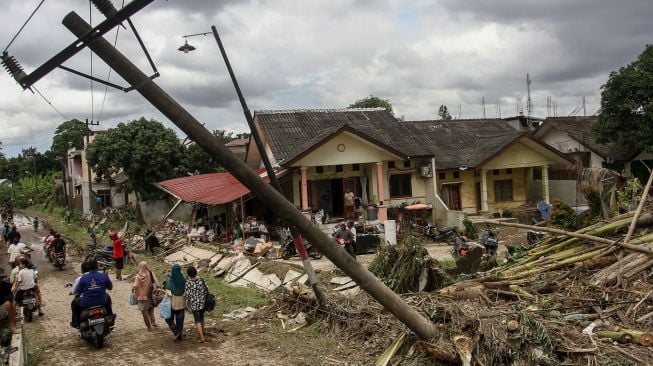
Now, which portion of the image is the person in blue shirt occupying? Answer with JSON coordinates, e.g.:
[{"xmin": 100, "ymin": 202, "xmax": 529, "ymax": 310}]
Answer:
[{"xmin": 71, "ymin": 259, "xmax": 113, "ymax": 328}]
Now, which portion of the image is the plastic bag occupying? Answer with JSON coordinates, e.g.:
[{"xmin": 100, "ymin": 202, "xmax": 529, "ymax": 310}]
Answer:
[
  {"xmin": 159, "ymin": 295, "xmax": 171, "ymax": 319},
  {"xmin": 129, "ymin": 291, "xmax": 138, "ymax": 305}
]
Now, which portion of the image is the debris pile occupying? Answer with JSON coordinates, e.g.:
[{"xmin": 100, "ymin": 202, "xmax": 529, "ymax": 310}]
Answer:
[{"xmin": 264, "ymin": 204, "xmax": 653, "ymax": 365}]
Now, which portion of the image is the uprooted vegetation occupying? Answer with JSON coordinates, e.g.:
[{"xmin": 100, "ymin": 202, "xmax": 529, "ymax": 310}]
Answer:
[{"xmin": 257, "ymin": 203, "xmax": 653, "ymax": 365}]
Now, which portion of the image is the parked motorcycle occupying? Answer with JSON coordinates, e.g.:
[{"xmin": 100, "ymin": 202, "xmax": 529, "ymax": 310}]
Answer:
[
  {"xmin": 527, "ymin": 230, "xmax": 545, "ymax": 245},
  {"xmin": 479, "ymin": 227, "xmax": 499, "ymax": 256},
  {"xmin": 281, "ymin": 234, "xmax": 323, "ymax": 260},
  {"xmin": 18, "ymin": 288, "xmax": 39, "ymax": 323},
  {"xmin": 423, "ymin": 224, "xmax": 458, "ymax": 242},
  {"xmin": 79, "ymin": 305, "xmax": 114, "ymax": 349},
  {"xmin": 450, "ymin": 235, "xmax": 472, "ymax": 260}
]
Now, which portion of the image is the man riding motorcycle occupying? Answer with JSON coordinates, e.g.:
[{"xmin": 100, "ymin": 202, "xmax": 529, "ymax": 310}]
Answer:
[
  {"xmin": 51, "ymin": 233, "xmax": 66, "ymax": 264},
  {"xmin": 333, "ymin": 223, "xmax": 356, "ymax": 259},
  {"xmin": 12, "ymin": 258, "xmax": 44, "ymax": 317},
  {"xmin": 71, "ymin": 259, "xmax": 113, "ymax": 328}
]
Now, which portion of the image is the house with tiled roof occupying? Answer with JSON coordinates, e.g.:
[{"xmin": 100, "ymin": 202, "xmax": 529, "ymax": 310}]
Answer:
[
  {"xmin": 246, "ymin": 108, "xmax": 573, "ymax": 225},
  {"xmin": 534, "ymin": 116, "xmax": 641, "ymax": 168}
]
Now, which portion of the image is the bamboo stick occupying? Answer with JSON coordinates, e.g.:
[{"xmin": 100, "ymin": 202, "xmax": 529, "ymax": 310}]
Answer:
[
  {"xmin": 486, "ymin": 218, "xmax": 653, "ymax": 256},
  {"xmin": 596, "ymin": 329, "xmax": 653, "ymax": 346}
]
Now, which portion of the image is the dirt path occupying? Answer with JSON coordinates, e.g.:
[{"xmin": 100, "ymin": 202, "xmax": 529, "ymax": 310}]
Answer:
[{"xmin": 13, "ymin": 215, "xmax": 284, "ymax": 366}]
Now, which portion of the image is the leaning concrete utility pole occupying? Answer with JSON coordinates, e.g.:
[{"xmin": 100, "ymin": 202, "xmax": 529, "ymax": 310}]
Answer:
[{"xmin": 18, "ymin": 9, "xmax": 436, "ymax": 339}]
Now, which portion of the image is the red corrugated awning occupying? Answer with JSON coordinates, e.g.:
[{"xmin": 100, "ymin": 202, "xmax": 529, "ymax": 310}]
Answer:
[{"xmin": 156, "ymin": 168, "xmax": 285, "ymax": 205}]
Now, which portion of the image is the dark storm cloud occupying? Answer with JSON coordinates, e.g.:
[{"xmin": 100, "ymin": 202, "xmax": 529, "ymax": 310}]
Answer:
[{"xmin": 438, "ymin": 0, "xmax": 653, "ymax": 84}]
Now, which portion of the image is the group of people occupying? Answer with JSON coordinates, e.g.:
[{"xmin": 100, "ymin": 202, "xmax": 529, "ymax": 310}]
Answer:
[
  {"xmin": 0, "ymin": 221, "xmax": 43, "ymax": 334},
  {"xmin": 70, "ymin": 258, "xmax": 211, "ymax": 343}
]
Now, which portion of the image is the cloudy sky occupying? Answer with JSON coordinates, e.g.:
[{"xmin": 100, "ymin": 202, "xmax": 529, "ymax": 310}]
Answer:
[{"xmin": 1, "ymin": 0, "xmax": 651, "ymax": 157}]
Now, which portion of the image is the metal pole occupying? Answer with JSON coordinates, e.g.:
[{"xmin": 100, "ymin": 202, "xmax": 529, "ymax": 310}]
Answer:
[
  {"xmin": 210, "ymin": 24, "xmax": 324, "ymax": 304},
  {"xmin": 210, "ymin": 25, "xmax": 280, "ymax": 192},
  {"xmin": 62, "ymin": 11, "xmax": 436, "ymax": 339}
]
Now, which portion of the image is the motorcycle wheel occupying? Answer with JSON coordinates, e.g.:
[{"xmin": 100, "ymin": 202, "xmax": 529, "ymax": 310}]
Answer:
[
  {"xmin": 281, "ymin": 249, "xmax": 292, "ymax": 260},
  {"xmin": 310, "ymin": 251, "xmax": 323, "ymax": 260},
  {"xmin": 24, "ymin": 309, "xmax": 32, "ymax": 323},
  {"xmin": 95, "ymin": 334, "xmax": 104, "ymax": 349}
]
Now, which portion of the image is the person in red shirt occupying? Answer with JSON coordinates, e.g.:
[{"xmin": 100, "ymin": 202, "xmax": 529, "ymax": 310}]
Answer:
[{"xmin": 109, "ymin": 230, "xmax": 125, "ymax": 281}]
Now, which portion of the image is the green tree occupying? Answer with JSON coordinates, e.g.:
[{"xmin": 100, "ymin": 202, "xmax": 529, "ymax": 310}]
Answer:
[
  {"xmin": 438, "ymin": 105, "xmax": 452, "ymax": 120},
  {"xmin": 594, "ymin": 44, "xmax": 653, "ymax": 153},
  {"xmin": 86, "ymin": 117, "xmax": 183, "ymax": 200},
  {"xmin": 180, "ymin": 130, "xmax": 250, "ymax": 175},
  {"xmin": 349, "ymin": 95, "xmax": 394, "ymax": 114},
  {"xmin": 51, "ymin": 119, "xmax": 90, "ymax": 160}
]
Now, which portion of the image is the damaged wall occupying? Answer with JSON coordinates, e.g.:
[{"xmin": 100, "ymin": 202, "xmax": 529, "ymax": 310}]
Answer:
[{"xmin": 139, "ymin": 199, "xmax": 193, "ymax": 226}]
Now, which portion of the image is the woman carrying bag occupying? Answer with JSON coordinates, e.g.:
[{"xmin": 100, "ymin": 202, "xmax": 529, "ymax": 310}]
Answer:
[
  {"xmin": 164, "ymin": 263, "xmax": 186, "ymax": 341},
  {"xmin": 183, "ymin": 266, "xmax": 209, "ymax": 343},
  {"xmin": 132, "ymin": 261, "xmax": 158, "ymax": 330}
]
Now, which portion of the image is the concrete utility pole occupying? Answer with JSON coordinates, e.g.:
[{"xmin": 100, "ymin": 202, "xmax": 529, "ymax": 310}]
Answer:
[
  {"xmin": 85, "ymin": 118, "xmax": 99, "ymax": 214},
  {"xmin": 61, "ymin": 11, "xmax": 436, "ymax": 339}
]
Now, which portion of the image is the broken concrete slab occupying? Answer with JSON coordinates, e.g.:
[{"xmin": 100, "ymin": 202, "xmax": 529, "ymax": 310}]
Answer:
[
  {"xmin": 296, "ymin": 274, "xmax": 308, "ymax": 285},
  {"xmin": 224, "ymin": 255, "xmax": 255, "ymax": 283},
  {"xmin": 283, "ymin": 270, "xmax": 303, "ymax": 285},
  {"xmin": 222, "ymin": 307, "xmax": 257, "ymax": 320},
  {"xmin": 209, "ymin": 253, "xmax": 224, "ymax": 269},
  {"xmin": 164, "ymin": 246, "xmax": 219, "ymax": 265},
  {"xmin": 232, "ymin": 268, "xmax": 281, "ymax": 292},
  {"xmin": 334, "ymin": 282, "xmax": 358, "ymax": 292},
  {"xmin": 330, "ymin": 276, "xmax": 353, "ymax": 285},
  {"xmin": 340, "ymin": 286, "xmax": 361, "ymax": 298}
]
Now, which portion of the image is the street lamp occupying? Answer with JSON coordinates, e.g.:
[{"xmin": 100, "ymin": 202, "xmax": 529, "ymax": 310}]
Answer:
[{"xmin": 177, "ymin": 32, "xmax": 211, "ymax": 53}]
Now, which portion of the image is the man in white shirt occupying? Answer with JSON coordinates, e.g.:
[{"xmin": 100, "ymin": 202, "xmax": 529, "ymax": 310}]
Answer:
[
  {"xmin": 12, "ymin": 258, "xmax": 44, "ymax": 316},
  {"xmin": 7, "ymin": 242, "xmax": 26, "ymax": 268}
]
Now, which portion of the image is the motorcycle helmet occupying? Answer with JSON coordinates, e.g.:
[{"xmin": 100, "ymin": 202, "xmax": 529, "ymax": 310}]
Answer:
[{"xmin": 108, "ymin": 230, "xmax": 118, "ymax": 240}]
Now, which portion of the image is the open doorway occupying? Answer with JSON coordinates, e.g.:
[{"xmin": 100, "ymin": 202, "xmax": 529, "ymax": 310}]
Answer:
[{"xmin": 441, "ymin": 184, "xmax": 462, "ymax": 211}]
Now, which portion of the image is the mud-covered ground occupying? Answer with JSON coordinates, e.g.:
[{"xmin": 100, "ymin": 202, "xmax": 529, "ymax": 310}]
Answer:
[{"xmin": 13, "ymin": 215, "xmax": 285, "ymax": 366}]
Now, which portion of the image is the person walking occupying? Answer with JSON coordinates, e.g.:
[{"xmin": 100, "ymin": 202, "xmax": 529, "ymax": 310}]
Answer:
[
  {"xmin": 183, "ymin": 266, "xmax": 208, "ymax": 343},
  {"xmin": 164, "ymin": 264, "xmax": 186, "ymax": 341},
  {"xmin": 6, "ymin": 226, "xmax": 20, "ymax": 245},
  {"xmin": 132, "ymin": 261, "xmax": 158, "ymax": 330},
  {"xmin": 344, "ymin": 187, "xmax": 355, "ymax": 220},
  {"xmin": 1, "ymin": 222, "xmax": 9, "ymax": 245},
  {"xmin": 109, "ymin": 230, "xmax": 125, "ymax": 281}
]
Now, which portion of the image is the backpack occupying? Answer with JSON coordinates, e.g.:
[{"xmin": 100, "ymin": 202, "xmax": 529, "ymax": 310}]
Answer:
[{"xmin": 203, "ymin": 280, "xmax": 216, "ymax": 312}]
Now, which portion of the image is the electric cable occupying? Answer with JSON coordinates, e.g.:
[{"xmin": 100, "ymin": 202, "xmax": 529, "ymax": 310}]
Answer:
[
  {"xmin": 2, "ymin": 0, "xmax": 46, "ymax": 53},
  {"xmin": 33, "ymin": 85, "xmax": 70, "ymax": 121},
  {"xmin": 89, "ymin": 1, "xmax": 95, "ymax": 122},
  {"xmin": 97, "ymin": 0, "xmax": 125, "ymax": 123}
]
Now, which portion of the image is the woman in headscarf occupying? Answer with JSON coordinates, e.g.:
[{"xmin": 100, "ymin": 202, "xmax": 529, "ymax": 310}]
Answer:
[
  {"xmin": 132, "ymin": 261, "xmax": 158, "ymax": 330},
  {"xmin": 164, "ymin": 263, "xmax": 186, "ymax": 340}
]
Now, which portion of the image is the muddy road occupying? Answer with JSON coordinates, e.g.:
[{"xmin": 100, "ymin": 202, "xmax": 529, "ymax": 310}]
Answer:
[{"xmin": 13, "ymin": 215, "xmax": 284, "ymax": 366}]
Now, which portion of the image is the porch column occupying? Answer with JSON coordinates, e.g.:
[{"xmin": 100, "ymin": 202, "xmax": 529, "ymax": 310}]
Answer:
[
  {"xmin": 480, "ymin": 169, "xmax": 489, "ymax": 212},
  {"xmin": 542, "ymin": 164, "xmax": 550, "ymax": 204},
  {"xmin": 300, "ymin": 166, "xmax": 311, "ymax": 220},
  {"xmin": 376, "ymin": 162, "xmax": 387, "ymax": 223}
]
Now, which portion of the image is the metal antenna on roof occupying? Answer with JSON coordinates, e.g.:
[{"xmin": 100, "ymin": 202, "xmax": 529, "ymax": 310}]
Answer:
[
  {"xmin": 526, "ymin": 73, "xmax": 533, "ymax": 129},
  {"xmin": 582, "ymin": 96, "xmax": 586, "ymax": 117},
  {"xmin": 481, "ymin": 96, "xmax": 486, "ymax": 118}
]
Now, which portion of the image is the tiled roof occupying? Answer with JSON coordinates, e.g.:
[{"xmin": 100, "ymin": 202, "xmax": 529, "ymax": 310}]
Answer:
[
  {"xmin": 225, "ymin": 138, "xmax": 249, "ymax": 147},
  {"xmin": 402, "ymin": 119, "xmax": 522, "ymax": 169},
  {"xmin": 255, "ymin": 109, "xmax": 550, "ymax": 169},
  {"xmin": 537, "ymin": 117, "xmax": 639, "ymax": 161},
  {"xmin": 255, "ymin": 108, "xmax": 424, "ymax": 164}
]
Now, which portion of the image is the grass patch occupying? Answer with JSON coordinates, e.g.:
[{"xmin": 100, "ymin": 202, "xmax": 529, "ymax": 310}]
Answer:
[{"xmin": 438, "ymin": 259, "xmax": 456, "ymax": 269}]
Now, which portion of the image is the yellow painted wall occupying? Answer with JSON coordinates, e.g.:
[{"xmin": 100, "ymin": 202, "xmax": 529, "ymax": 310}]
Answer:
[
  {"xmin": 483, "ymin": 142, "xmax": 557, "ymax": 169},
  {"xmin": 436, "ymin": 168, "xmax": 529, "ymax": 213},
  {"xmin": 385, "ymin": 159, "xmax": 428, "ymax": 206},
  {"xmin": 291, "ymin": 132, "xmax": 400, "ymax": 167}
]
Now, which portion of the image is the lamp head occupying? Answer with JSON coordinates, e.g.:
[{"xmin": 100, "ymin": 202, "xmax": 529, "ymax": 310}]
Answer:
[{"xmin": 178, "ymin": 40, "xmax": 196, "ymax": 53}]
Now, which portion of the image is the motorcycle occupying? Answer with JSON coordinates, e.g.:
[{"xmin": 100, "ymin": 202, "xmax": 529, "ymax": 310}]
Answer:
[
  {"xmin": 527, "ymin": 230, "xmax": 545, "ymax": 245},
  {"xmin": 281, "ymin": 234, "xmax": 323, "ymax": 260},
  {"xmin": 18, "ymin": 288, "xmax": 39, "ymax": 323},
  {"xmin": 54, "ymin": 252, "xmax": 66, "ymax": 270},
  {"xmin": 423, "ymin": 224, "xmax": 458, "ymax": 242},
  {"xmin": 479, "ymin": 227, "xmax": 499, "ymax": 256},
  {"xmin": 450, "ymin": 235, "xmax": 472, "ymax": 260},
  {"xmin": 336, "ymin": 237, "xmax": 357, "ymax": 259},
  {"xmin": 79, "ymin": 305, "xmax": 114, "ymax": 349}
]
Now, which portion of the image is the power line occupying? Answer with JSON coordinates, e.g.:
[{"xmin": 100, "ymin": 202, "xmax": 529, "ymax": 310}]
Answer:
[
  {"xmin": 89, "ymin": 1, "xmax": 95, "ymax": 122},
  {"xmin": 97, "ymin": 0, "xmax": 125, "ymax": 123},
  {"xmin": 33, "ymin": 85, "xmax": 70, "ymax": 121},
  {"xmin": 2, "ymin": 0, "xmax": 46, "ymax": 53}
]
